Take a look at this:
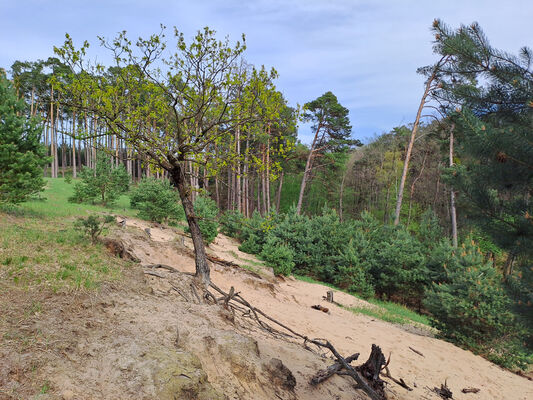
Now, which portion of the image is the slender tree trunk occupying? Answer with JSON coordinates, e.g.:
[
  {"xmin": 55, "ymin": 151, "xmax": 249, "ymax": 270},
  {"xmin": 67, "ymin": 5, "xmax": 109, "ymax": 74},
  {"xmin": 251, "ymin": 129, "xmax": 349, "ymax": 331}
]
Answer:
[
  {"xmin": 236, "ymin": 125, "xmax": 241, "ymax": 213},
  {"xmin": 276, "ymin": 170, "xmax": 284, "ymax": 213},
  {"xmin": 50, "ymin": 87, "xmax": 56, "ymax": 178},
  {"xmin": 339, "ymin": 170, "xmax": 346, "ymax": 223},
  {"xmin": 261, "ymin": 145, "xmax": 267, "ymax": 215},
  {"xmin": 266, "ymin": 127, "xmax": 271, "ymax": 211},
  {"xmin": 449, "ymin": 124, "xmax": 458, "ymax": 248},
  {"xmin": 296, "ymin": 122, "xmax": 322, "ymax": 215},
  {"xmin": 394, "ymin": 64, "xmax": 442, "ymax": 225},
  {"xmin": 72, "ymin": 110, "xmax": 77, "ymax": 178},
  {"xmin": 30, "ymin": 87, "xmax": 34, "ymax": 116},
  {"xmin": 170, "ymin": 163, "xmax": 210, "ymax": 284},
  {"xmin": 407, "ymin": 152, "xmax": 428, "ymax": 226}
]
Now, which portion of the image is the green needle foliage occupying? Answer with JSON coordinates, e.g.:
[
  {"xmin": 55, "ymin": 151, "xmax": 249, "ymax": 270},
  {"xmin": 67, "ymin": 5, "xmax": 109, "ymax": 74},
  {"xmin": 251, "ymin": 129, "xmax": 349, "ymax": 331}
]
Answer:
[
  {"xmin": 69, "ymin": 152, "xmax": 130, "ymax": 205},
  {"xmin": 0, "ymin": 71, "xmax": 47, "ymax": 204},
  {"xmin": 130, "ymin": 178, "xmax": 183, "ymax": 223},
  {"xmin": 74, "ymin": 214, "xmax": 115, "ymax": 243}
]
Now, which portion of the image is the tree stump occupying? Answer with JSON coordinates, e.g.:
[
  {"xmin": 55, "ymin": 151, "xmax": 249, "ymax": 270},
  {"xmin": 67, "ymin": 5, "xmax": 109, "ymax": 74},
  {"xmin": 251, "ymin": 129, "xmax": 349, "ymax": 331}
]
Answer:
[{"xmin": 356, "ymin": 344, "xmax": 386, "ymax": 398}]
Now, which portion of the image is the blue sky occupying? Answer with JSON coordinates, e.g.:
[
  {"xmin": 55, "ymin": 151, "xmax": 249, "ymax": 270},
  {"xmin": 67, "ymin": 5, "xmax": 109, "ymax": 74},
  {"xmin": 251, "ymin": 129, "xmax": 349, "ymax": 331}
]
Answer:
[{"xmin": 1, "ymin": 0, "xmax": 531, "ymax": 143}]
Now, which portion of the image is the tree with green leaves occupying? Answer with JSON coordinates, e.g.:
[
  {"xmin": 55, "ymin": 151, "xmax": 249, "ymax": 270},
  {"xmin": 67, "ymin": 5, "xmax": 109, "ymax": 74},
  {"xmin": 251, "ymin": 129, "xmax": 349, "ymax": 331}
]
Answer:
[
  {"xmin": 54, "ymin": 26, "xmax": 283, "ymax": 284},
  {"xmin": 296, "ymin": 91, "xmax": 357, "ymax": 215},
  {"xmin": 0, "ymin": 71, "xmax": 47, "ymax": 204}
]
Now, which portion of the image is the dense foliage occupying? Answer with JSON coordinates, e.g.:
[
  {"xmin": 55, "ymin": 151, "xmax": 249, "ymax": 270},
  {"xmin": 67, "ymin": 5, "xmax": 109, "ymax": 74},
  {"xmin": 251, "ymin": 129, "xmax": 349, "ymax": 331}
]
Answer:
[
  {"xmin": 424, "ymin": 241, "xmax": 531, "ymax": 369},
  {"xmin": 188, "ymin": 196, "xmax": 220, "ymax": 245},
  {"xmin": 69, "ymin": 153, "xmax": 130, "ymax": 205},
  {"xmin": 130, "ymin": 178, "xmax": 183, "ymax": 223},
  {"xmin": 0, "ymin": 72, "xmax": 47, "ymax": 203}
]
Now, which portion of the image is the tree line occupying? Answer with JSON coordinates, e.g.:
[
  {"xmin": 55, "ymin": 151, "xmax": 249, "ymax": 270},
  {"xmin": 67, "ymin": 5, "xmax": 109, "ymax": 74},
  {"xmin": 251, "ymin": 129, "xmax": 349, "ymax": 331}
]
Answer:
[{"xmin": 2, "ymin": 20, "xmax": 531, "ymax": 369}]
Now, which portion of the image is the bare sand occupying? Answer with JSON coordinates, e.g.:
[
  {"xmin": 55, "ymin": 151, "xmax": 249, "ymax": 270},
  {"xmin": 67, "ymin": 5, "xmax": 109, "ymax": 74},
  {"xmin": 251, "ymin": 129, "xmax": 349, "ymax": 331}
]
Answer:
[{"xmin": 117, "ymin": 218, "xmax": 533, "ymax": 400}]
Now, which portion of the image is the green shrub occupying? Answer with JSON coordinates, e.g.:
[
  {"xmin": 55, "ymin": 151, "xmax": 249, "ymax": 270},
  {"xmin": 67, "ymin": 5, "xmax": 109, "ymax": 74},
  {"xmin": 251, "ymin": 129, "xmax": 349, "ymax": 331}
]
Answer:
[
  {"xmin": 130, "ymin": 178, "xmax": 183, "ymax": 223},
  {"xmin": 334, "ymin": 240, "xmax": 374, "ymax": 299},
  {"xmin": 64, "ymin": 176, "xmax": 72, "ymax": 184},
  {"xmin": 424, "ymin": 241, "xmax": 530, "ymax": 369},
  {"xmin": 69, "ymin": 153, "xmax": 129, "ymax": 205},
  {"xmin": 219, "ymin": 209, "xmax": 246, "ymax": 238},
  {"xmin": 260, "ymin": 238, "xmax": 294, "ymax": 276},
  {"xmin": 236, "ymin": 211, "xmax": 271, "ymax": 253},
  {"xmin": 74, "ymin": 214, "xmax": 115, "ymax": 243},
  {"xmin": 353, "ymin": 214, "xmax": 428, "ymax": 303},
  {"xmin": 187, "ymin": 196, "xmax": 219, "ymax": 244}
]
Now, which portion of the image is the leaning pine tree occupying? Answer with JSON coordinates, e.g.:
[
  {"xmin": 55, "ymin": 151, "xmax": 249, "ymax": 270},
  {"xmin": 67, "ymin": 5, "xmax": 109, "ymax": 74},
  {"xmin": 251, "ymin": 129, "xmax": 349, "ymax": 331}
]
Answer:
[{"xmin": 0, "ymin": 70, "xmax": 47, "ymax": 204}]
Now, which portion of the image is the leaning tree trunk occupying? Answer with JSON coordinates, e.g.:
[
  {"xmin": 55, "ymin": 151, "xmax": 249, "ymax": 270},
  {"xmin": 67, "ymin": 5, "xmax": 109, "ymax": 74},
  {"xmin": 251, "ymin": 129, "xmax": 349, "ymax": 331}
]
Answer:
[
  {"xmin": 296, "ymin": 122, "xmax": 322, "ymax": 215},
  {"xmin": 393, "ymin": 56, "xmax": 447, "ymax": 226},
  {"xmin": 170, "ymin": 162, "xmax": 210, "ymax": 284}
]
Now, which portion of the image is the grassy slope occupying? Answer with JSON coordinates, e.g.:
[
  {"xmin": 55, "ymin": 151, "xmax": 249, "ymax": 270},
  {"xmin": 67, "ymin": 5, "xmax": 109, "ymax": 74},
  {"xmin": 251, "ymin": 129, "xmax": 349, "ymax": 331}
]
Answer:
[
  {"xmin": 0, "ymin": 178, "xmax": 136, "ymax": 294},
  {"xmin": 2, "ymin": 178, "xmax": 429, "ymax": 327}
]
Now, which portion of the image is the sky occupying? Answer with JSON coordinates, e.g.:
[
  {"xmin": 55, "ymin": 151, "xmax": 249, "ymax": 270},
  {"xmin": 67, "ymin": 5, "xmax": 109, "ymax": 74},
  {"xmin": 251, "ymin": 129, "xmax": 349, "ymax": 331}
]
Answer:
[{"xmin": 1, "ymin": 0, "xmax": 532, "ymax": 144}]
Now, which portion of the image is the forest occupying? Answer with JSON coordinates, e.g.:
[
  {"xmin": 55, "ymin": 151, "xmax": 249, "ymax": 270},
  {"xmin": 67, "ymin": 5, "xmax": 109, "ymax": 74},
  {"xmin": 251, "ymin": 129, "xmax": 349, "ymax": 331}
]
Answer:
[{"xmin": 1, "ymin": 18, "xmax": 532, "ymax": 380}]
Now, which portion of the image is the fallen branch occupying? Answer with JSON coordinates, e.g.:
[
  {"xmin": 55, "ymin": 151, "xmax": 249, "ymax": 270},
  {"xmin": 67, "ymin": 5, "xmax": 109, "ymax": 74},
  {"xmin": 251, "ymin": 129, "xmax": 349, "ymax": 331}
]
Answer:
[
  {"xmin": 408, "ymin": 346, "xmax": 425, "ymax": 357},
  {"xmin": 310, "ymin": 353, "xmax": 359, "ymax": 385},
  {"xmin": 461, "ymin": 388, "xmax": 480, "ymax": 394},
  {"xmin": 143, "ymin": 270, "xmax": 165, "ymax": 278},
  {"xmin": 145, "ymin": 264, "xmax": 180, "ymax": 273}
]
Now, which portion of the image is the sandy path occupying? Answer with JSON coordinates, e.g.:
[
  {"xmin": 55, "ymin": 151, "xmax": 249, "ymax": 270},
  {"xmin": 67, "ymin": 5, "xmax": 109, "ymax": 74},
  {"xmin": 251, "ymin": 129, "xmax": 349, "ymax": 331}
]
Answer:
[{"xmin": 121, "ymin": 218, "xmax": 533, "ymax": 400}]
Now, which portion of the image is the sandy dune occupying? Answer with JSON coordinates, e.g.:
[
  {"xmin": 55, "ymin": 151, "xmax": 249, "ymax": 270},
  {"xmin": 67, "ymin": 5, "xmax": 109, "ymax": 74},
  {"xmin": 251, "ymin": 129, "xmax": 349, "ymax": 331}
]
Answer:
[{"xmin": 113, "ymin": 218, "xmax": 532, "ymax": 400}]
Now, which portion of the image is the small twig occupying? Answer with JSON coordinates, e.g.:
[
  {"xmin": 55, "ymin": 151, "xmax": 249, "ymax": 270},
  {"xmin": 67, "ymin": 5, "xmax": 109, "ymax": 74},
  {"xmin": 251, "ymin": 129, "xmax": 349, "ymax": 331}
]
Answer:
[
  {"xmin": 145, "ymin": 263, "xmax": 180, "ymax": 273},
  {"xmin": 409, "ymin": 346, "xmax": 425, "ymax": 357},
  {"xmin": 461, "ymin": 388, "xmax": 480, "ymax": 394}
]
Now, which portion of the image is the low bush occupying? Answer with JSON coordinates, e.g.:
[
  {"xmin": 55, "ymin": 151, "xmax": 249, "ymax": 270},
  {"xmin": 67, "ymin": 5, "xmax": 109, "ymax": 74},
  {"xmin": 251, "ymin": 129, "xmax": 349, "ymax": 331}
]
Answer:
[
  {"xmin": 260, "ymin": 238, "xmax": 294, "ymax": 276},
  {"xmin": 74, "ymin": 214, "xmax": 115, "ymax": 243},
  {"xmin": 69, "ymin": 153, "xmax": 129, "ymax": 205},
  {"xmin": 130, "ymin": 178, "xmax": 183, "ymax": 223}
]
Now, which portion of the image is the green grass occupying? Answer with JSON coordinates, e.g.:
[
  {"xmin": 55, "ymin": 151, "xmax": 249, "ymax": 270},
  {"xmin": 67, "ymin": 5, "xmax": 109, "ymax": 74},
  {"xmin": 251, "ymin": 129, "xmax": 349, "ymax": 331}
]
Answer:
[
  {"xmin": 0, "ymin": 178, "xmax": 135, "ymax": 292},
  {"xmin": 5, "ymin": 177, "xmax": 136, "ymax": 219},
  {"xmin": 0, "ymin": 217, "xmax": 125, "ymax": 291},
  {"xmin": 294, "ymin": 274, "xmax": 431, "ymax": 327}
]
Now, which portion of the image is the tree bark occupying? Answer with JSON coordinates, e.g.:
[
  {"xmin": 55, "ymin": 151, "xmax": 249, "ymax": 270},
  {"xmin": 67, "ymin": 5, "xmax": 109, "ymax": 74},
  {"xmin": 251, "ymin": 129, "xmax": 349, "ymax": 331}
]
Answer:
[
  {"xmin": 449, "ymin": 124, "xmax": 458, "ymax": 248},
  {"xmin": 296, "ymin": 122, "xmax": 322, "ymax": 215},
  {"xmin": 394, "ymin": 59, "xmax": 445, "ymax": 225},
  {"xmin": 170, "ymin": 163, "xmax": 210, "ymax": 284},
  {"xmin": 275, "ymin": 170, "xmax": 284, "ymax": 213},
  {"xmin": 72, "ymin": 110, "xmax": 77, "ymax": 178}
]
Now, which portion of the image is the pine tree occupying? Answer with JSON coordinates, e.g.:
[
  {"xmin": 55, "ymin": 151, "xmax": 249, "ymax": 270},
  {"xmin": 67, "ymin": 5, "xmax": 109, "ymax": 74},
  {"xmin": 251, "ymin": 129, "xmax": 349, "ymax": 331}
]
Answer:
[
  {"xmin": 428, "ymin": 20, "xmax": 533, "ymax": 276},
  {"xmin": 0, "ymin": 71, "xmax": 47, "ymax": 204}
]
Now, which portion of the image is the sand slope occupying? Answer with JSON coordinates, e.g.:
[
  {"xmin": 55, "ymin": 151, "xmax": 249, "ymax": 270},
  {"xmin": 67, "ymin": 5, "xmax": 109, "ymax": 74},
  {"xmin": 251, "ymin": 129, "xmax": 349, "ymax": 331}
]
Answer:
[{"xmin": 114, "ymin": 218, "xmax": 532, "ymax": 400}]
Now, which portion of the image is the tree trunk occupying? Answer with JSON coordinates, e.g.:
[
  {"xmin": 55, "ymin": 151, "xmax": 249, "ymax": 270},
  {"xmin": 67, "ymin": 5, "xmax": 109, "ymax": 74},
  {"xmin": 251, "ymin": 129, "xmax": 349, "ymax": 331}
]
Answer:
[
  {"xmin": 296, "ymin": 123, "xmax": 322, "ymax": 215},
  {"xmin": 276, "ymin": 170, "xmax": 284, "ymax": 213},
  {"xmin": 72, "ymin": 111, "xmax": 77, "ymax": 178},
  {"xmin": 449, "ymin": 124, "xmax": 458, "ymax": 248},
  {"xmin": 50, "ymin": 87, "xmax": 56, "ymax": 178},
  {"xmin": 339, "ymin": 170, "xmax": 346, "ymax": 223},
  {"xmin": 394, "ymin": 63, "xmax": 442, "ymax": 225},
  {"xmin": 407, "ymin": 151, "xmax": 428, "ymax": 226},
  {"xmin": 170, "ymin": 163, "xmax": 210, "ymax": 284}
]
